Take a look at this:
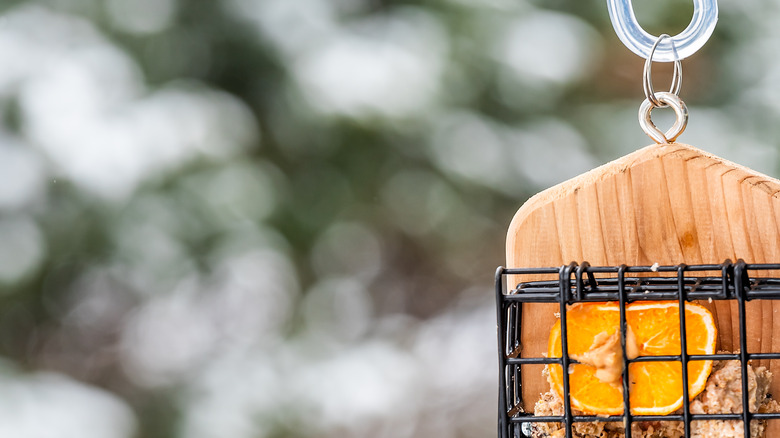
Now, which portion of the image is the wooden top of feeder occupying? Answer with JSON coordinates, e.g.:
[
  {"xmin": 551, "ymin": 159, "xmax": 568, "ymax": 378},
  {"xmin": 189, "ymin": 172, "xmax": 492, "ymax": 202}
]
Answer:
[{"xmin": 506, "ymin": 142, "xmax": 780, "ymax": 413}]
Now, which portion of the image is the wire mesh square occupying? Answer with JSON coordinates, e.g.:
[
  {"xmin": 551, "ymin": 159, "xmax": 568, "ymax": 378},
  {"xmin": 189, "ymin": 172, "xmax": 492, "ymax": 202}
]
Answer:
[{"xmin": 495, "ymin": 261, "xmax": 780, "ymax": 438}]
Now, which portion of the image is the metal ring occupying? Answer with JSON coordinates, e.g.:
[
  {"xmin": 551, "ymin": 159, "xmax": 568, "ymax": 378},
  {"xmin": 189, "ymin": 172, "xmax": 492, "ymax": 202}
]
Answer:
[
  {"xmin": 643, "ymin": 34, "xmax": 682, "ymax": 108},
  {"xmin": 607, "ymin": 0, "xmax": 718, "ymax": 62},
  {"xmin": 638, "ymin": 91, "xmax": 688, "ymax": 144}
]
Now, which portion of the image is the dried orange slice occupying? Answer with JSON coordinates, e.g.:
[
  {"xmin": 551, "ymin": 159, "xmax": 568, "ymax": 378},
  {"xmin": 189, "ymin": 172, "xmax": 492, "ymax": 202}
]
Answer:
[{"xmin": 547, "ymin": 301, "xmax": 717, "ymax": 415}]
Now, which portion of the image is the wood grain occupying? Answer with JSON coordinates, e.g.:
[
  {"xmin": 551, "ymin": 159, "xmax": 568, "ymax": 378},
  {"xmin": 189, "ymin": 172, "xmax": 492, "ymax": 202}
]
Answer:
[{"xmin": 506, "ymin": 143, "xmax": 780, "ymax": 419}]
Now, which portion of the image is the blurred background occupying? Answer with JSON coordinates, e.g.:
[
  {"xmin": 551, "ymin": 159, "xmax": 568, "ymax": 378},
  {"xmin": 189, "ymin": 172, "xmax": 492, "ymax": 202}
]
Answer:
[{"xmin": 0, "ymin": 0, "xmax": 777, "ymax": 437}]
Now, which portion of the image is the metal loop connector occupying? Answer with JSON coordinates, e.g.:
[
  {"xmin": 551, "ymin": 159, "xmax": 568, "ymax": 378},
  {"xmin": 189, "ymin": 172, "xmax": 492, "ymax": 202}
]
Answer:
[
  {"xmin": 638, "ymin": 91, "xmax": 688, "ymax": 144},
  {"xmin": 643, "ymin": 34, "xmax": 682, "ymax": 108}
]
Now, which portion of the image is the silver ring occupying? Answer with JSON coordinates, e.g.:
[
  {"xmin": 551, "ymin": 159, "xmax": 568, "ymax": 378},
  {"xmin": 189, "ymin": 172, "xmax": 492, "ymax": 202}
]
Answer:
[
  {"xmin": 638, "ymin": 91, "xmax": 688, "ymax": 144},
  {"xmin": 643, "ymin": 34, "xmax": 682, "ymax": 108}
]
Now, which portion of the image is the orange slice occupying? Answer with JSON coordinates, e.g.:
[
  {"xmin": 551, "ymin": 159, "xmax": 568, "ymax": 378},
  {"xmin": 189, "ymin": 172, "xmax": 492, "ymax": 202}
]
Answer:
[{"xmin": 547, "ymin": 301, "xmax": 717, "ymax": 415}]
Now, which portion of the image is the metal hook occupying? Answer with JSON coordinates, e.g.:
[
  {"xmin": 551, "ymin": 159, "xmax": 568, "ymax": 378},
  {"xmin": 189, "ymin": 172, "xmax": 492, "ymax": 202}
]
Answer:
[
  {"xmin": 639, "ymin": 91, "xmax": 688, "ymax": 144},
  {"xmin": 607, "ymin": 0, "xmax": 718, "ymax": 62}
]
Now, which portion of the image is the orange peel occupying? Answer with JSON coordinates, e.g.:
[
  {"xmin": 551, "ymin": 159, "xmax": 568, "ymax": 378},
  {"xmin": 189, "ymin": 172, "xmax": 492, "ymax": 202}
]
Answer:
[{"xmin": 547, "ymin": 301, "xmax": 717, "ymax": 415}]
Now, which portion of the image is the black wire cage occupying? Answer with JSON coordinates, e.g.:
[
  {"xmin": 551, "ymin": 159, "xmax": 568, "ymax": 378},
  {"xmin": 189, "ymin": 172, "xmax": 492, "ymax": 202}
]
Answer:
[{"xmin": 495, "ymin": 260, "xmax": 780, "ymax": 438}]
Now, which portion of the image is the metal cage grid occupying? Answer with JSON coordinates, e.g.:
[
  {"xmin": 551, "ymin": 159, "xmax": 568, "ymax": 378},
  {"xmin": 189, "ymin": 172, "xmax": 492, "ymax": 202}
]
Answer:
[{"xmin": 495, "ymin": 260, "xmax": 780, "ymax": 438}]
